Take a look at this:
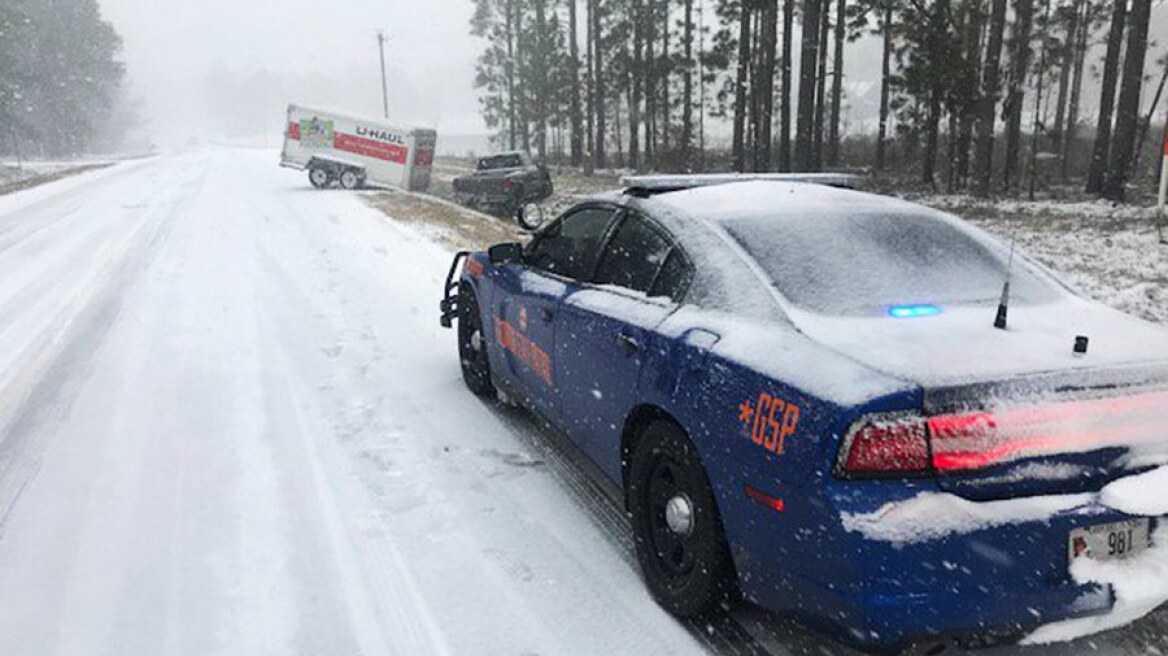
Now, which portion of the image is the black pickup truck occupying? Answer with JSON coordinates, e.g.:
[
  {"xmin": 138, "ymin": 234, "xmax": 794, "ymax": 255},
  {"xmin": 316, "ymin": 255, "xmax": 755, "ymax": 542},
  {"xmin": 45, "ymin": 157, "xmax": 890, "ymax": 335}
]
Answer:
[{"xmin": 451, "ymin": 152, "xmax": 554, "ymax": 228}]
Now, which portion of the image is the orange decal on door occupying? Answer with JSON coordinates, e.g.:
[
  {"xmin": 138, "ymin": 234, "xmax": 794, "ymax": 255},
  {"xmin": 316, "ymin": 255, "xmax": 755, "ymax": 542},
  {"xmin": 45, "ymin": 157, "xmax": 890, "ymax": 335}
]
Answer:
[{"xmin": 495, "ymin": 317, "xmax": 553, "ymax": 386}]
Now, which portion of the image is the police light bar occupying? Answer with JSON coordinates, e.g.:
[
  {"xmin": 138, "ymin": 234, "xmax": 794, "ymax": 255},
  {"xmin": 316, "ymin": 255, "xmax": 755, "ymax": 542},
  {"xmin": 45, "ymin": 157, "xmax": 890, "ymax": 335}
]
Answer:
[{"xmin": 621, "ymin": 172, "xmax": 860, "ymax": 194}]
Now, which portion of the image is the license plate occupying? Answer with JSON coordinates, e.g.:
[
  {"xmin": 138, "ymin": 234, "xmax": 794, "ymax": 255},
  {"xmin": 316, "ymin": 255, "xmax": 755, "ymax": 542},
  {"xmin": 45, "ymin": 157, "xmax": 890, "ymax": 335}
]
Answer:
[{"xmin": 1068, "ymin": 519, "xmax": 1151, "ymax": 562}]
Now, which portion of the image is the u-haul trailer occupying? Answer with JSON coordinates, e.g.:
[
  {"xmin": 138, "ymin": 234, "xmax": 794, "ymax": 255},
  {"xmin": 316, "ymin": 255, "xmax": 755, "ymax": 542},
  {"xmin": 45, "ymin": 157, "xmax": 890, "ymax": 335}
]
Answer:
[{"xmin": 279, "ymin": 104, "xmax": 437, "ymax": 192}]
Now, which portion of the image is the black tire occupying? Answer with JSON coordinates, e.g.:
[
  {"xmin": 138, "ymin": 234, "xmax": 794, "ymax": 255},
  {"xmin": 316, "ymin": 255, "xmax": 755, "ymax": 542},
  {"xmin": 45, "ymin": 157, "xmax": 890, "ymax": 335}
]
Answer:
[
  {"xmin": 339, "ymin": 168, "xmax": 361, "ymax": 190},
  {"xmin": 628, "ymin": 419, "xmax": 737, "ymax": 617},
  {"xmin": 457, "ymin": 285, "xmax": 495, "ymax": 396},
  {"xmin": 309, "ymin": 166, "xmax": 331, "ymax": 189}
]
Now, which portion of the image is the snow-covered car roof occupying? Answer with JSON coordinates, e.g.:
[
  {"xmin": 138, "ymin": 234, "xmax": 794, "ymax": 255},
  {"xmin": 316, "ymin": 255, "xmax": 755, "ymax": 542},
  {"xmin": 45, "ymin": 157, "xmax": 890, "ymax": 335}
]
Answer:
[{"xmin": 649, "ymin": 179, "xmax": 923, "ymax": 224}]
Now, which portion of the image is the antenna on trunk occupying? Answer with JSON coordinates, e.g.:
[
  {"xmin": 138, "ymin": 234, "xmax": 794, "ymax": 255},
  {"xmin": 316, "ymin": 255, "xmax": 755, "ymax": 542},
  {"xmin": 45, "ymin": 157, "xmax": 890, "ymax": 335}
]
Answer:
[{"xmin": 994, "ymin": 237, "xmax": 1017, "ymax": 331}]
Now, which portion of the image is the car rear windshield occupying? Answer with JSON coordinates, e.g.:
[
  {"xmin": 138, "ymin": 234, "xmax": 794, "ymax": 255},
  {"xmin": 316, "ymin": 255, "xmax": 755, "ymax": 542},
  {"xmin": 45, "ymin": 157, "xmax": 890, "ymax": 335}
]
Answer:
[
  {"xmin": 723, "ymin": 211, "xmax": 1063, "ymax": 315},
  {"xmin": 479, "ymin": 154, "xmax": 524, "ymax": 170}
]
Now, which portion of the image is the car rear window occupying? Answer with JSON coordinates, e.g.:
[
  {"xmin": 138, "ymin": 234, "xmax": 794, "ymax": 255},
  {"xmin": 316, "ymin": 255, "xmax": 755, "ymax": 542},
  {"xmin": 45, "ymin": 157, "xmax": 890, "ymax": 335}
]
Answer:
[
  {"xmin": 479, "ymin": 154, "xmax": 524, "ymax": 169},
  {"xmin": 723, "ymin": 211, "xmax": 1063, "ymax": 315}
]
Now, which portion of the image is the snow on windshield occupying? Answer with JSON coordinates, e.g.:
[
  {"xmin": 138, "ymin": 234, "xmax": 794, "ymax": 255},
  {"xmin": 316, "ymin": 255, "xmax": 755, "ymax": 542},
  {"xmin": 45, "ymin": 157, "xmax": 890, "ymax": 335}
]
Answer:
[{"xmin": 723, "ymin": 209, "xmax": 1062, "ymax": 316}]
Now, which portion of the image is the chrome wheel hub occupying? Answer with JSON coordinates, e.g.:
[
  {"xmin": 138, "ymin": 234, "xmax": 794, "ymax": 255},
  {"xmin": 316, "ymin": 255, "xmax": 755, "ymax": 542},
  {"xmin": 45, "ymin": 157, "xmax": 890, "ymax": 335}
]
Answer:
[{"xmin": 664, "ymin": 494, "xmax": 694, "ymax": 537}]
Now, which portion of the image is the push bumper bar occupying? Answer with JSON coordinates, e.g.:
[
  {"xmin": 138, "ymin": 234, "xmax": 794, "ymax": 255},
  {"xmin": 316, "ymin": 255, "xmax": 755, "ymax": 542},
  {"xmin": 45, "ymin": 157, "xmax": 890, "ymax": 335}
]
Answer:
[{"xmin": 439, "ymin": 251, "xmax": 470, "ymax": 328}]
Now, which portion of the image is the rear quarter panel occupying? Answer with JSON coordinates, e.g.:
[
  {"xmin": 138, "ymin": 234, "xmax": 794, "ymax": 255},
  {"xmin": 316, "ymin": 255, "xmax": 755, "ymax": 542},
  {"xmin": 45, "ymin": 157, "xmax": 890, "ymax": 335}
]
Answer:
[{"xmin": 635, "ymin": 310, "xmax": 922, "ymax": 608}]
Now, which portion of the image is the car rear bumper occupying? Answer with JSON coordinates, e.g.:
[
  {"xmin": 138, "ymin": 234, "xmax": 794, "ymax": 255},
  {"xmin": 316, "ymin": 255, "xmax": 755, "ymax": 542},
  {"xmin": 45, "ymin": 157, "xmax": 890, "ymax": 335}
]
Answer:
[
  {"xmin": 835, "ymin": 579, "xmax": 1113, "ymax": 651},
  {"xmin": 736, "ymin": 490, "xmax": 1160, "ymax": 652}
]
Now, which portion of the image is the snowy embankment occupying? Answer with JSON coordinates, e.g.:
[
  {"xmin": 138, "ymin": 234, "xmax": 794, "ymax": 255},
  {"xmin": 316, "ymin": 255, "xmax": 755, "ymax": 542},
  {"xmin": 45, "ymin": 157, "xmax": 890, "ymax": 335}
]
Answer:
[
  {"xmin": 922, "ymin": 195, "xmax": 1168, "ymax": 325},
  {"xmin": 0, "ymin": 160, "xmax": 118, "ymax": 196}
]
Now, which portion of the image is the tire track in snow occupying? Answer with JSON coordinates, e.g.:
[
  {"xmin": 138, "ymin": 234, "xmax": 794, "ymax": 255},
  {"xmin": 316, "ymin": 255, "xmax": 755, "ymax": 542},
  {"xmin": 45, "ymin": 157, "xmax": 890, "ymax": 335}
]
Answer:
[{"xmin": 0, "ymin": 162, "xmax": 202, "ymax": 536}]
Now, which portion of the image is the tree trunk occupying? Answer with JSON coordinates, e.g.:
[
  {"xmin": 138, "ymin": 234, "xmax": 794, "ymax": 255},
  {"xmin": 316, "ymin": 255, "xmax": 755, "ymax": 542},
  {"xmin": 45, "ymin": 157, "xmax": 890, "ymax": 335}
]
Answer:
[
  {"xmin": 812, "ymin": 1, "xmax": 830, "ymax": 169},
  {"xmin": 568, "ymin": 0, "xmax": 584, "ymax": 167},
  {"xmin": 533, "ymin": 0, "xmax": 549, "ymax": 158},
  {"xmin": 733, "ymin": 3, "xmax": 753, "ymax": 172},
  {"xmin": 923, "ymin": 0, "xmax": 949, "ymax": 187},
  {"xmin": 1101, "ymin": 0, "xmax": 1150, "ymax": 200},
  {"xmin": 795, "ymin": 0, "xmax": 822, "ymax": 171},
  {"xmin": 757, "ymin": 0, "xmax": 778, "ymax": 172},
  {"xmin": 973, "ymin": 0, "xmax": 1009, "ymax": 195},
  {"xmin": 682, "ymin": 0, "xmax": 695, "ymax": 169},
  {"xmin": 630, "ymin": 0, "xmax": 643, "ymax": 170},
  {"xmin": 1084, "ymin": 0, "xmax": 1127, "ymax": 194},
  {"xmin": 875, "ymin": 1, "xmax": 892, "ymax": 171},
  {"xmin": 779, "ymin": 0, "xmax": 794, "ymax": 170},
  {"xmin": 1002, "ymin": 0, "xmax": 1034, "ymax": 192},
  {"xmin": 584, "ymin": 0, "xmax": 595, "ymax": 174},
  {"xmin": 1130, "ymin": 62, "xmax": 1168, "ymax": 174},
  {"xmin": 661, "ymin": 4, "xmax": 671, "ymax": 154},
  {"xmin": 506, "ymin": 0, "xmax": 517, "ymax": 150},
  {"xmin": 592, "ymin": 0, "xmax": 606, "ymax": 170},
  {"xmin": 645, "ymin": 0, "xmax": 657, "ymax": 164},
  {"xmin": 1050, "ymin": 0, "xmax": 1080, "ymax": 156},
  {"xmin": 1060, "ymin": 0, "xmax": 1088, "ymax": 180},
  {"xmin": 954, "ymin": 0, "xmax": 984, "ymax": 189},
  {"xmin": 1026, "ymin": 0, "xmax": 1052, "ymax": 199},
  {"xmin": 827, "ymin": 0, "xmax": 845, "ymax": 167}
]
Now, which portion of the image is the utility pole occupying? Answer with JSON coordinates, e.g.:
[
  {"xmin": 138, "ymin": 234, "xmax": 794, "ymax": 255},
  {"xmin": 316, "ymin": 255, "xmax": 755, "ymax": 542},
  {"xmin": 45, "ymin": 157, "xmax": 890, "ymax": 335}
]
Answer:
[
  {"xmin": 377, "ymin": 31, "xmax": 389, "ymax": 118},
  {"xmin": 10, "ymin": 128, "xmax": 22, "ymax": 172}
]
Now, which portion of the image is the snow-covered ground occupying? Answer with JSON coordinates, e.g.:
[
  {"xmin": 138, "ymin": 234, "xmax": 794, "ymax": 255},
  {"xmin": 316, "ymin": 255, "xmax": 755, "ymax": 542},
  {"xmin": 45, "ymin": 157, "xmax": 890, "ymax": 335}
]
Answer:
[
  {"xmin": 0, "ymin": 149, "xmax": 710, "ymax": 656},
  {"xmin": 0, "ymin": 148, "xmax": 1164, "ymax": 655}
]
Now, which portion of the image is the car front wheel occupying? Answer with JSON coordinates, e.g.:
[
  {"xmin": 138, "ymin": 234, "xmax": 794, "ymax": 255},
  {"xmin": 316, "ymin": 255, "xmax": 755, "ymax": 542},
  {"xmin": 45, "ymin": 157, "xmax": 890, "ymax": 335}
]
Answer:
[
  {"xmin": 457, "ymin": 285, "xmax": 495, "ymax": 396},
  {"xmin": 629, "ymin": 419, "xmax": 737, "ymax": 617}
]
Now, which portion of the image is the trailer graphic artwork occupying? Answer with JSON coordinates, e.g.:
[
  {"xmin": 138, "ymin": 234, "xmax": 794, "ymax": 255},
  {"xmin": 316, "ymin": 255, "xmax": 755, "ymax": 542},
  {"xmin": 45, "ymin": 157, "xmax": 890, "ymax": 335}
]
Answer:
[{"xmin": 300, "ymin": 117, "xmax": 334, "ymax": 149}]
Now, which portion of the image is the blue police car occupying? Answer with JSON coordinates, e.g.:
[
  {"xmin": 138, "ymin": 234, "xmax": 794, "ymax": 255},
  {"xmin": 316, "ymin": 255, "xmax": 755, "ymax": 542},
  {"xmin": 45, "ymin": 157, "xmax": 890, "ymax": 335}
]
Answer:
[{"xmin": 439, "ymin": 175, "xmax": 1168, "ymax": 653}]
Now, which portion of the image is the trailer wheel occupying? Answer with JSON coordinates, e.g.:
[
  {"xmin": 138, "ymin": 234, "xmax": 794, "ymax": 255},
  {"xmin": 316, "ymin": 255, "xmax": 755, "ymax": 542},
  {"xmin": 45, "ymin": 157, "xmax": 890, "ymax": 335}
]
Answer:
[
  {"xmin": 309, "ymin": 166, "xmax": 331, "ymax": 189},
  {"xmin": 339, "ymin": 169, "xmax": 362, "ymax": 190}
]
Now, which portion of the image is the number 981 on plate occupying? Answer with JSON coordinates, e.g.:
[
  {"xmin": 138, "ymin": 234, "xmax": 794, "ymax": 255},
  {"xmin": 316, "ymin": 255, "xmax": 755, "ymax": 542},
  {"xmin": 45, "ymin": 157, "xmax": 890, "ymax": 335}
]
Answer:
[{"xmin": 1068, "ymin": 518, "xmax": 1152, "ymax": 563}]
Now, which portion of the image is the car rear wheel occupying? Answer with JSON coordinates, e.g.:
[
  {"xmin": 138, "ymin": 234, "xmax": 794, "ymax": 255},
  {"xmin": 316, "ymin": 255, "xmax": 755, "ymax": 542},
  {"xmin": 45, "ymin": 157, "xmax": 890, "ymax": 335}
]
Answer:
[
  {"xmin": 308, "ymin": 166, "xmax": 331, "ymax": 189},
  {"xmin": 339, "ymin": 169, "xmax": 361, "ymax": 190},
  {"xmin": 628, "ymin": 419, "xmax": 737, "ymax": 617},
  {"xmin": 457, "ymin": 285, "xmax": 495, "ymax": 396}
]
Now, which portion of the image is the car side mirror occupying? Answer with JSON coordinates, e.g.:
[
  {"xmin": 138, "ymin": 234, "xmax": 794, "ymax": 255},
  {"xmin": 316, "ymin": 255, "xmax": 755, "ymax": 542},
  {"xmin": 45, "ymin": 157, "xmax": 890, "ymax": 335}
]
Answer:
[{"xmin": 488, "ymin": 242, "xmax": 524, "ymax": 265}]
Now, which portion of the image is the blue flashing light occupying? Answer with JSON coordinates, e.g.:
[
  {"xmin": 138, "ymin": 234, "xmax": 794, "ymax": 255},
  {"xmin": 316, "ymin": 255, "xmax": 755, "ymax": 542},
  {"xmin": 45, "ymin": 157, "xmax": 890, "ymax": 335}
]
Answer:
[{"xmin": 887, "ymin": 304, "xmax": 942, "ymax": 319}]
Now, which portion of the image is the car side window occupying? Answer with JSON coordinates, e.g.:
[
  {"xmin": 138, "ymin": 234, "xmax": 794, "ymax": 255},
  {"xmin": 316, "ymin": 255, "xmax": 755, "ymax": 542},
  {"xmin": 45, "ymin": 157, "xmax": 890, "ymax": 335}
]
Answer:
[
  {"xmin": 526, "ymin": 207, "xmax": 616, "ymax": 281},
  {"xmin": 648, "ymin": 249, "xmax": 694, "ymax": 303},
  {"xmin": 593, "ymin": 213, "xmax": 673, "ymax": 294}
]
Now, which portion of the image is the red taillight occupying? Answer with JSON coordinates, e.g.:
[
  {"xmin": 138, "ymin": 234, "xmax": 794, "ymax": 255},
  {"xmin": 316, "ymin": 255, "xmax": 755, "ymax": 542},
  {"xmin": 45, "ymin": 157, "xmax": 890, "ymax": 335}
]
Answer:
[
  {"xmin": 839, "ymin": 390, "xmax": 1168, "ymax": 478},
  {"xmin": 838, "ymin": 415, "xmax": 931, "ymax": 477},
  {"xmin": 929, "ymin": 390, "xmax": 1168, "ymax": 472},
  {"xmin": 502, "ymin": 178, "xmax": 514, "ymax": 191}
]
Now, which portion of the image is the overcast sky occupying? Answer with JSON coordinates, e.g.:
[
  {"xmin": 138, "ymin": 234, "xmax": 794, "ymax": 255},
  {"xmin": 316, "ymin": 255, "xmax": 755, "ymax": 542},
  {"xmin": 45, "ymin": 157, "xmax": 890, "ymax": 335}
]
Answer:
[
  {"xmin": 97, "ymin": 0, "xmax": 1165, "ymax": 151},
  {"xmin": 98, "ymin": 0, "xmax": 487, "ymax": 147}
]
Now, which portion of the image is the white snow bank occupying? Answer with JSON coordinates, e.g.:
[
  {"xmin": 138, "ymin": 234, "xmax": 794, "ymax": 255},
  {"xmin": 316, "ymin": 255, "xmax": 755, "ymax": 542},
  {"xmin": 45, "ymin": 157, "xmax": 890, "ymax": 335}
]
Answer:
[
  {"xmin": 1100, "ymin": 466, "xmax": 1168, "ymax": 516},
  {"xmin": 840, "ymin": 491, "xmax": 1093, "ymax": 544},
  {"xmin": 1022, "ymin": 525, "xmax": 1168, "ymax": 645}
]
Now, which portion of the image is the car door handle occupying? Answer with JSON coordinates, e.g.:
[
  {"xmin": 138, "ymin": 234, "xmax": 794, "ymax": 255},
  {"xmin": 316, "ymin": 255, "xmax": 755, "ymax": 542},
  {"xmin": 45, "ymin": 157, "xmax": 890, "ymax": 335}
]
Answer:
[{"xmin": 616, "ymin": 333, "xmax": 641, "ymax": 355}]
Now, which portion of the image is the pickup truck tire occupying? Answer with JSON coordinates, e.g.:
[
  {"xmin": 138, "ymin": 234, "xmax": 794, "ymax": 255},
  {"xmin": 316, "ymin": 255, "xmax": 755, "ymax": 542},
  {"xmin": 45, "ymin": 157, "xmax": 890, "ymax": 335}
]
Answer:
[
  {"xmin": 308, "ymin": 166, "xmax": 331, "ymax": 189},
  {"xmin": 339, "ymin": 169, "xmax": 362, "ymax": 190}
]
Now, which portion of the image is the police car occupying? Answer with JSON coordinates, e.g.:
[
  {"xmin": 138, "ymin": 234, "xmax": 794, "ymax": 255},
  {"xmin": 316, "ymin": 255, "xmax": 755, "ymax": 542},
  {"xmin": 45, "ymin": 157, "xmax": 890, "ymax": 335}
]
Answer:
[{"xmin": 439, "ymin": 174, "xmax": 1168, "ymax": 653}]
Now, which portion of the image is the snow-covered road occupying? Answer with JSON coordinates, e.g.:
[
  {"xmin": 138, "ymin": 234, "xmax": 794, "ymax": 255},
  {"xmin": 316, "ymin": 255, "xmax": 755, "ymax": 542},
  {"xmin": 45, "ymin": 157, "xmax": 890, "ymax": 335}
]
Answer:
[
  {"xmin": 1, "ymin": 148, "xmax": 1164, "ymax": 656},
  {"xmin": 0, "ymin": 149, "xmax": 712, "ymax": 656}
]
